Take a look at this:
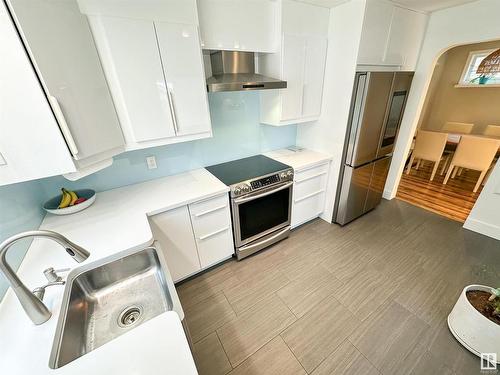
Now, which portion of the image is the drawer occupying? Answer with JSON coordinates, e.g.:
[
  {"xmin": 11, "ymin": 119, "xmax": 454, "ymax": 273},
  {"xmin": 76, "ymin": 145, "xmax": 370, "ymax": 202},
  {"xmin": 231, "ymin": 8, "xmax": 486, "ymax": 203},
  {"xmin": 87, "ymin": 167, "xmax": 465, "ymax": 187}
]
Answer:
[
  {"xmin": 294, "ymin": 162, "xmax": 329, "ymax": 201},
  {"xmin": 291, "ymin": 190, "xmax": 326, "ymax": 228},
  {"xmin": 189, "ymin": 194, "xmax": 231, "ymax": 238},
  {"xmin": 195, "ymin": 227, "xmax": 234, "ymax": 269}
]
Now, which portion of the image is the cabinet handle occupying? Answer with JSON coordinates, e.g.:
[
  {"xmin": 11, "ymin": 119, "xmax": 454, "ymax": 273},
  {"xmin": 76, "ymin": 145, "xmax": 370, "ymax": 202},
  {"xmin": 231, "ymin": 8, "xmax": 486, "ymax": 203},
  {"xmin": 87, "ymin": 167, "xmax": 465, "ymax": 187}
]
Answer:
[
  {"xmin": 294, "ymin": 189, "xmax": 325, "ymax": 203},
  {"xmin": 295, "ymin": 171, "xmax": 327, "ymax": 184},
  {"xmin": 166, "ymin": 85, "xmax": 179, "ymax": 134},
  {"xmin": 198, "ymin": 226, "xmax": 229, "ymax": 241},
  {"xmin": 194, "ymin": 204, "xmax": 227, "ymax": 218},
  {"xmin": 48, "ymin": 95, "xmax": 79, "ymax": 156}
]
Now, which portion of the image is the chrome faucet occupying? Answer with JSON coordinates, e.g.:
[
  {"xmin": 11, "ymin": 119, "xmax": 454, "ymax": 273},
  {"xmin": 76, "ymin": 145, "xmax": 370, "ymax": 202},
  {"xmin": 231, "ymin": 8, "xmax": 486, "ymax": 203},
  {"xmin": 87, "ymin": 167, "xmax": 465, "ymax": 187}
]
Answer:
[{"xmin": 0, "ymin": 230, "xmax": 90, "ymax": 325}]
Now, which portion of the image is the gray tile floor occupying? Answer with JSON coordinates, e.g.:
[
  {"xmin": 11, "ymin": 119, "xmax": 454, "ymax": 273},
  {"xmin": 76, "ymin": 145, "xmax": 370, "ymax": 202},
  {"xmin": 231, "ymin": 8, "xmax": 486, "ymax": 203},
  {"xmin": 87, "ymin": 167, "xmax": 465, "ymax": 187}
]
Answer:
[{"xmin": 177, "ymin": 199, "xmax": 500, "ymax": 375}]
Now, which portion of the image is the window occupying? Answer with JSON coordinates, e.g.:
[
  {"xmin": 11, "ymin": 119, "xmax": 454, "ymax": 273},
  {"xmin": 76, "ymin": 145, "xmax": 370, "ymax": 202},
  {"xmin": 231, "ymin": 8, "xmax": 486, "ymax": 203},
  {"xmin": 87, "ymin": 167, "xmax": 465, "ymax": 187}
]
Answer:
[{"xmin": 459, "ymin": 49, "xmax": 500, "ymax": 85}]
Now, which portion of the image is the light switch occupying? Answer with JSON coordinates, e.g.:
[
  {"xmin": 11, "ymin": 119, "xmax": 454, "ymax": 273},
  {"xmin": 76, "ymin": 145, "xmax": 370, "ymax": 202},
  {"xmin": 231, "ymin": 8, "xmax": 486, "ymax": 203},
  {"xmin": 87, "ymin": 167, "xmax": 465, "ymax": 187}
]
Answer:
[
  {"xmin": 0, "ymin": 152, "xmax": 6, "ymax": 166},
  {"xmin": 146, "ymin": 156, "xmax": 157, "ymax": 170}
]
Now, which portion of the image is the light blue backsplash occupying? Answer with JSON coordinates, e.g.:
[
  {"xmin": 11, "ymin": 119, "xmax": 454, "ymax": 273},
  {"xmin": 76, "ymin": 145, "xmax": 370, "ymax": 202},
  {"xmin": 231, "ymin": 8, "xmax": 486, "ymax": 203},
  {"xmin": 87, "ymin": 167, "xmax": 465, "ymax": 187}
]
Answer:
[
  {"xmin": 42, "ymin": 92, "xmax": 296, "ymax": 194},
  {"xmin": 0, "ymin": 91, "xmax": 296, "ymax": 300},
  {"xmin": 0, "ymin": 180, "xmax": 51, "ymax": 298}
]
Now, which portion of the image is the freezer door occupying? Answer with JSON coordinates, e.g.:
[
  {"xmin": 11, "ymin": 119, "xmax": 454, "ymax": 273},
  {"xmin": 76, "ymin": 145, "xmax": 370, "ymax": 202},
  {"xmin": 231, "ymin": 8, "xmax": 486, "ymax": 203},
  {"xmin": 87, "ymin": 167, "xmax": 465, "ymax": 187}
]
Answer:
[
  {"xmin": 365, "ymin": 156, "xmax": 392, "ymax": 212},
  {"xmin": 346, "ymin": 72, "xmax": 394, "ymax": 167},
  {"xmin": 335, "ymin": 163, "xmax": 374, "ymax": 225}
]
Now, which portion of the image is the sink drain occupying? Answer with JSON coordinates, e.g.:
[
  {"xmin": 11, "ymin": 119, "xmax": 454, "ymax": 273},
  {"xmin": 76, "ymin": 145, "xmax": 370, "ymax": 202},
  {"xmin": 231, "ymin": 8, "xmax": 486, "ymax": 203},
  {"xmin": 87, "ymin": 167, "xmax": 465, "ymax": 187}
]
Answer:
[{"xmin": 118, "ymin": 306, "xmax": 142, "ymax": 328}]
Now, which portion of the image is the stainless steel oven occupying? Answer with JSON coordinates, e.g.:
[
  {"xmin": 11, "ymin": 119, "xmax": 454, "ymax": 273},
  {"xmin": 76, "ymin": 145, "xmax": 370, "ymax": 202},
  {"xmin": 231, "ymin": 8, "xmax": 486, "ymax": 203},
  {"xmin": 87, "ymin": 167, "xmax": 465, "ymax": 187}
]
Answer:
[
  {"xmin": 232, "ymin": 180, "xmax": 293, "ymax": 258},
  {"xmin": 206, "ymin": 155, "xmax": 294, "ymax": 260}
]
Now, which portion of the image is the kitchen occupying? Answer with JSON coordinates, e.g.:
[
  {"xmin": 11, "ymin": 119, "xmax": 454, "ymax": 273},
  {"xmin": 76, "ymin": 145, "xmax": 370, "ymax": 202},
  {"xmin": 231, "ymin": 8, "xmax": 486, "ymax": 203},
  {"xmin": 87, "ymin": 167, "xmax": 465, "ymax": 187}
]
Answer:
[{"xmin": 1, "ymin": 1, "xmax": 500, "ymax": 374}]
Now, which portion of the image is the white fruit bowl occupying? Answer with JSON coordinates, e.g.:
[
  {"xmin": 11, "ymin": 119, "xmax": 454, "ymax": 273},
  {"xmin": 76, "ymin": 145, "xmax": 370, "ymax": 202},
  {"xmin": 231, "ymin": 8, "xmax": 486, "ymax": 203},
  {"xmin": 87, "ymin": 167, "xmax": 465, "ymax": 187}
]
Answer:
[
  {"xmin": 448, "ymin": 284, "xmax": 500, "ymax": 363},
  {"xmin": 43, "ymin": 189, "xmax": 96, "ymax": 215}
]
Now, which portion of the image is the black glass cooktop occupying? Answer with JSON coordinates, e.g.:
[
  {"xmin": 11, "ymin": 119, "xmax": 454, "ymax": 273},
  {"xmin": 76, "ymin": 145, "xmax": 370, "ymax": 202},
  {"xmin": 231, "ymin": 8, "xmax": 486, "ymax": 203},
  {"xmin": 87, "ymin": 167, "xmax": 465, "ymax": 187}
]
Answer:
[{"xmin": 206, "ymin": 155, "xmax": 291, "ymax": 186}]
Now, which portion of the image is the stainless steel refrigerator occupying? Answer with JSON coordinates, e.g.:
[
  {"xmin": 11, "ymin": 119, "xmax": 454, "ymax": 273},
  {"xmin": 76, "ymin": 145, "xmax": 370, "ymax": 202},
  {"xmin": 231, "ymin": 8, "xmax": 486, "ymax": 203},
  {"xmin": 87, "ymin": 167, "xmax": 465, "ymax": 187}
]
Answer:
[{"xmin": 333, "ymin": 71, "xmax": 414, "ymax": 225}]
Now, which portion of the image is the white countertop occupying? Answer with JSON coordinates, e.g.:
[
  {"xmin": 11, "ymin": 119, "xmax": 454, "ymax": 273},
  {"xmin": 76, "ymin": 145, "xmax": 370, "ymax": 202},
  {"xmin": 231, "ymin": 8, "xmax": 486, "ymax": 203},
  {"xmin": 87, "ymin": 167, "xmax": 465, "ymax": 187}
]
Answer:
[
  {"xmin": 0, "ymin": 168, "xmax": 228, "ymax": 374},
  {"xmin": 264, "ymin": 148, "xmax": 332, "ymax": 172}
]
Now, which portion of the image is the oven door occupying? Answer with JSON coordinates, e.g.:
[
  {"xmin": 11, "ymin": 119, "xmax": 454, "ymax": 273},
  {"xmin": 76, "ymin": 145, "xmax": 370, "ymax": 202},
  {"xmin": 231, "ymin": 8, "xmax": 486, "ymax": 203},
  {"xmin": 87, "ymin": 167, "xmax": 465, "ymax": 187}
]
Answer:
[{"xmin": 232, "ymin": 181, "xmax": 293, "ymax": 247}]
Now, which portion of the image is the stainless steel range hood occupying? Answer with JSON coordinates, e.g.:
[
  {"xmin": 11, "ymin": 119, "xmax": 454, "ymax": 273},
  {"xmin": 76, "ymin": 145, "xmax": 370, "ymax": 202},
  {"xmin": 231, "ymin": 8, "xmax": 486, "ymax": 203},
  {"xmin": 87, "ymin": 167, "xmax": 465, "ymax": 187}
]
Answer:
[{"xmin": 206, "ymin": 51, "xmax": 287, "ymax": 92}]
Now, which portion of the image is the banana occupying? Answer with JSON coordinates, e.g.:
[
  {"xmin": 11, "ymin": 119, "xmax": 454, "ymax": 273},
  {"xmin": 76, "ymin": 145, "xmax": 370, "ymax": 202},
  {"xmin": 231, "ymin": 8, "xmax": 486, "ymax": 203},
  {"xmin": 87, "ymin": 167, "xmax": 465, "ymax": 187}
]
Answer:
[
  {"xmin": 63, "ymin": 188, "xmax": 79, "ymax": 206},
  {"xmin": 58, "ymin": 189, "xmax": 72, "ymax": 209}
]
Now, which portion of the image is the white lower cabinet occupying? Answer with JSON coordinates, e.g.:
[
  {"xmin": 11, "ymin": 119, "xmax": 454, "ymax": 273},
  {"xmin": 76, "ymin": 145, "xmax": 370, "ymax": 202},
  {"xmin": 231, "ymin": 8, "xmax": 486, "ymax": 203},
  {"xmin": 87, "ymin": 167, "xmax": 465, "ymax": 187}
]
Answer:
[
  {"xmin": 291, "ymin": 162, "xmax": 330, "ymax": 228},
  {"xmin": 149, "ymin": 205, "xmax": 201, "ymax": 282},
  {"xmin": 188, "ymin": 194, "xmax": 234, "ymax": 269},
  {"xmin": 149, "ymin": 193, "xmax": 234, "ymax": 282}
]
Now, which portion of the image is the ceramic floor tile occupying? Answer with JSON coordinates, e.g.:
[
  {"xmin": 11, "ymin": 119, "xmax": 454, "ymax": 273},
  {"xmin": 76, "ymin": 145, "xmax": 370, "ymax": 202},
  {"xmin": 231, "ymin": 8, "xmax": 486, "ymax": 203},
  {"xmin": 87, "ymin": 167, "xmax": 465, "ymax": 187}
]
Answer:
[
  {"xmin": 408, "ymin": 350, "xmax": 455, "ymax": 375},
  {"xmin": 277, "ymin": 265, "xmax": 343, "ymax": 318},
  {"xmin": 193, "ymin": 332, "xmax": 232, "ymax": 375},
  {"xmin": 177, "ymin": 264, "xmax": 239, "ymax": 309},
  {"xmin": 223, "ymin": 268, "xmax": 290, "ymax": 314},
  {"xmin": 281, "ymin": 294, "xmax": 359, "ymax": 373},
  {"xmin": 228, "ymin": 336, "xmax": 306, "ymax": 375},
  {"xmin": 349, "ymin": 300, "xmax": 430, "ymax": 375},
  {"xmin": 185, "ymin": 292, "xmax": 236, "ymax": 343},
  {"xmin": 217, "ymin": 294, "xmax": 296, "ymax": 368},
  {"xmin": 311, "ymin": 340, "xmax": 380, "ymax": 375}
]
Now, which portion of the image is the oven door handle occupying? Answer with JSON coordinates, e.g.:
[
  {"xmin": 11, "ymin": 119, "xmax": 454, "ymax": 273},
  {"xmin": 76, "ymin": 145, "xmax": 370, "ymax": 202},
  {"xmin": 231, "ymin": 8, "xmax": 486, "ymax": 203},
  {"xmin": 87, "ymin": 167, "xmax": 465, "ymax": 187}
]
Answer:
[{"xmin": 234, "ymin": 181, "xmax": 293, "ymax": 204}]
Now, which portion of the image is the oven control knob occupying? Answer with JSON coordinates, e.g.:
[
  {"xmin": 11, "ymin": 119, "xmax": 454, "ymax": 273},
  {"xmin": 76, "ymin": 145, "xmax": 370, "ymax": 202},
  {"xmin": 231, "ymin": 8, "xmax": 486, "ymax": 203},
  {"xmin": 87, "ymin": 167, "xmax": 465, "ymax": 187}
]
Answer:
[
  {"xmin": 279, "ymin": 172, "xmax": 287, "ymax": 180},
  {"xmin": 241, "ymin": 184, "xmax": 250, "ymax": 193},
  {"xmin": 234, "ymin": 187, "xmax": 242, "ymax": 195},
  {"xmin": 286, "ymin": 170, "xmax": 293, "ymax": 178}
]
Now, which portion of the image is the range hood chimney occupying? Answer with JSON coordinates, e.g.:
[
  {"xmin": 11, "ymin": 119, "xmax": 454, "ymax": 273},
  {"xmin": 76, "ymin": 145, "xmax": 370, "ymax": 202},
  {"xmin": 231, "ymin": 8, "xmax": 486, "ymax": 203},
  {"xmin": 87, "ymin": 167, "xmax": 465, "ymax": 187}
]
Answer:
[{"xmin": 206, "ymin": 51, "xmax": 287, "ymax": 92}]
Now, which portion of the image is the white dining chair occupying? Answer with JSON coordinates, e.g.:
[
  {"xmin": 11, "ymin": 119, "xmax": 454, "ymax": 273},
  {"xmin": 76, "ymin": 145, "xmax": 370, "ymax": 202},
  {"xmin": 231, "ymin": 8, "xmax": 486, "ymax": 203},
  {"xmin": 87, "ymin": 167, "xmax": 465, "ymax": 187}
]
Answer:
[
  {"xmin": 406, "ymin": 130, "xmax": 448, "ymax": 181},
  {"xmin": 442, "ymin": 122, "xmax": 474, "ymax": 134},
  {"xmin": 443, "ymin": 136, "xmax": 500, "ymax": 192},
  {"xmin": 484, "ymin": 125, "xmax": 500, "ymax": 137}
]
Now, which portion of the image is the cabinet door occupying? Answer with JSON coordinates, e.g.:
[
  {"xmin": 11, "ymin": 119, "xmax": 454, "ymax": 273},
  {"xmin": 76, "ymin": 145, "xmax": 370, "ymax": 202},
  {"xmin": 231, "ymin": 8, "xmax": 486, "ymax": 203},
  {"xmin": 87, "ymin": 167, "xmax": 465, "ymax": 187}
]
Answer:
[
  {"xmin": 281, "ymin": 34, "xmax": 305, "ymax": 121},
  {"xmin": 0, "ymin": 2, "xmax": 75, "ymax": 186},
  {"xmin": 384, "ymin": 7, "xmax": 427, "ymax": 69},
  {"xmin": 357, "ymin": 0, "xmax": 394, "ymax": 65},
  {"xmin": 302, "ymin": 36, "xmax": 328, "ymax": 118},
  {"xmin": 95, "ymin": 16, "xmax": 176, "ymax": 143},
  {"xmin": 149, "ymin": 206, "xmax": 201, "ymax": 282},
  {"xmin": 7, "ymin": 0, "xmax": 125, "ymax": 161},
  {"xmin": 197, "ymin": 0, "xmax": 278, "ymax": 52},
  {"xmin": 155, "ymin": 22, "xmax": 211, "ymax": 137}
]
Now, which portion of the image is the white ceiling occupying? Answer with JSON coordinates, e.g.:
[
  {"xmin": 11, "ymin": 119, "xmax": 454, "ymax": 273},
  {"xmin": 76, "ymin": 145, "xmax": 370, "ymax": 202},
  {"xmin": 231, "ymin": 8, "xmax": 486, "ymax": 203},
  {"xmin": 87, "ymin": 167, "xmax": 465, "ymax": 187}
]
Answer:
[{"xmin": 298, "ymin": 0, "xmax": 479, "ymax": 12}]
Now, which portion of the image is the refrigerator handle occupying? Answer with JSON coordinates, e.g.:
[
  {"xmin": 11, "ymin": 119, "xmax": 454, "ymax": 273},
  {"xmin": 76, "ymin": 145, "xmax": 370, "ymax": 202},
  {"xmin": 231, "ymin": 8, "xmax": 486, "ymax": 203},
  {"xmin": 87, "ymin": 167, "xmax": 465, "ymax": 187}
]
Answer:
[{"xmin": 346, "ymin": 73, "xmax": 368, "ymax": 166}]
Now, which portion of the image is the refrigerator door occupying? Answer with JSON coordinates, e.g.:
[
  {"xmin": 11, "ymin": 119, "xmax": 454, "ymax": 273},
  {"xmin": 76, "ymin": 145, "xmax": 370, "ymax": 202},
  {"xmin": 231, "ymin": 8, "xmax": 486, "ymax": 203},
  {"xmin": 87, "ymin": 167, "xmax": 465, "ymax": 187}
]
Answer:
[
  {"xmin": 346, "ymin": 72, "xmax": 394, "ymax": 167},
  {"xmin": 335, "ymin": 163, "xmax": 374, "ymax": 225},
  {"xmin": 377, "ymin": 72, "xmax": 414, "ymax": 157},
  {"xmin": 365, "ymin": 155, "xmax": 392, "ymax": 212}
]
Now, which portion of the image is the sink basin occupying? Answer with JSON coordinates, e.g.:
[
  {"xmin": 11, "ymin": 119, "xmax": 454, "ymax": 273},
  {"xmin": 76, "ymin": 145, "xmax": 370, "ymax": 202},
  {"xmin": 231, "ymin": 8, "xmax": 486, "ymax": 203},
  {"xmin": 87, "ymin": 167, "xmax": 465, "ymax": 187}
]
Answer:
[{"xmin": 49, "ymin": 247, "xmax": 173, "ymax": 369}]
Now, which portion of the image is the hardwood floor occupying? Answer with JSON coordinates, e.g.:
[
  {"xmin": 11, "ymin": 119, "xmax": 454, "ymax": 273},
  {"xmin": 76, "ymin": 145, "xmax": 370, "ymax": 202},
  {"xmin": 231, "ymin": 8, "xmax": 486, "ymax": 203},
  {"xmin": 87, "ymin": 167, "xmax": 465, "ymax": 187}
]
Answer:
[
  {"xmin": 177, "ymin": 200, "xmax": 500, "ymax": 375},
  {"xmin": 396, "ymin": 160, "xmax": 484, "ymax": 222}
]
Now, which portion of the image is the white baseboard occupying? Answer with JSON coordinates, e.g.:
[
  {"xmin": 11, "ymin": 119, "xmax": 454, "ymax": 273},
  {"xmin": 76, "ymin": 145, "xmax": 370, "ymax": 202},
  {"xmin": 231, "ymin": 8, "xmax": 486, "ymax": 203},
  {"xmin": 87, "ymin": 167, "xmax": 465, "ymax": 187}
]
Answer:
[{"xmin": 463, "ymin": 218, "xmax": 500, "ymax": 241}]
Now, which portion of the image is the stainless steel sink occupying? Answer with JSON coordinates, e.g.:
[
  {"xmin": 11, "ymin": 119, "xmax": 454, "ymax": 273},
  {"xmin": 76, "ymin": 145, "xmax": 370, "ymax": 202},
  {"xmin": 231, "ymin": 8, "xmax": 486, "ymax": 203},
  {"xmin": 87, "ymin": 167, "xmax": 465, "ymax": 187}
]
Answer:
[{"xmin": 49, "ymin": 247, "xmax": 173, "ymax": 369}]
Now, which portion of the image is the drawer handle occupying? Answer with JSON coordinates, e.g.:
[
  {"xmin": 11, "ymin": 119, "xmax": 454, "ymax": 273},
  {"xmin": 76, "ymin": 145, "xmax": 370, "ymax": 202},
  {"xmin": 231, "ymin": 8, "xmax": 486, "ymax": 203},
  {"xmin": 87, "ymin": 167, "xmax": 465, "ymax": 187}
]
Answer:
[
  {"xmin": 295, "ymin": 171, "xmax": 327, "ymax": 184},
  {"xmin": 294, "ymin": 189, "xmax": 325, "ymax": 203},
  {"xmin": 198, "ymin": 227, "xmax": 229, "ymax": 241},
  {"xmin": 194, "ymin": 204, "xmax": 227, "ymax": 218}
]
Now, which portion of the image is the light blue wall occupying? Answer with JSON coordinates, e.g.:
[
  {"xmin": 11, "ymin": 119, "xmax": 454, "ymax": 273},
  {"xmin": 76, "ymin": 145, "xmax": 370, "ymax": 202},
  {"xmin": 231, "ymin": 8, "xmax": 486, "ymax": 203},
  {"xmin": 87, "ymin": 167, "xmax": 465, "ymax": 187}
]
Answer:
[
  {"xmin": 0, "ymin": 91, "xmax": 296, "ymax": 299},
  {"xmin": 0, "ymin": 180, "xmax": 51, "ymax": 298}
]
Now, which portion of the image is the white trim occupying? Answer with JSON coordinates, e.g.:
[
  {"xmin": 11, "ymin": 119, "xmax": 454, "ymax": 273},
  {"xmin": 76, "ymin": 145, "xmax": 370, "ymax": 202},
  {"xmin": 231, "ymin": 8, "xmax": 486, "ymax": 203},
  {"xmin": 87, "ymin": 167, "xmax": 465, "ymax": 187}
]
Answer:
[
  {"xmin": 463, "ymin": 218, "xmax": 500, "ymax": 240},
  {"xmin": 454, "ymin": 84, "xmax": 500, "ymax": 88}
]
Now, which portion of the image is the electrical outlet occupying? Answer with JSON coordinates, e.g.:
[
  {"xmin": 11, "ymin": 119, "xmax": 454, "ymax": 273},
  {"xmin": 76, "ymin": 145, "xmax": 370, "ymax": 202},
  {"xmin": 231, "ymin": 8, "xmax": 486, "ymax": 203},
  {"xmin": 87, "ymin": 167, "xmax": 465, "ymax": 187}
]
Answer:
[{"xmin": 146, "ymin": 156, "xmax": 157, "ymax": 169}]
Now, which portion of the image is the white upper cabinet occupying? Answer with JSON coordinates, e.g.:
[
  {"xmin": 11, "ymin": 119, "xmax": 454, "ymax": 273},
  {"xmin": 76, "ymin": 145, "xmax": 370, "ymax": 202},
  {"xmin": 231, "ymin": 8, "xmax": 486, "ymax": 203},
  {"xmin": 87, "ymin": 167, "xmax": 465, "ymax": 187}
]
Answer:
[
  {"xmin": 0, "ymin": 2, "xmax": 75, "ymax": 186},
  {"xmin": 92, "ymin": 17, "xmax": 177, "ymax": 143},
  {"xmin": 357, "ymin": 0, "xmax": 428, "ymax": 70},
  {"xmin": 155, "ymin": 22, "xmax": 211, "ymax": 137},
  {"xmin": 197, "ymin": 0, "xmax": 279, "ymax": 53},
  {"xmin": 84, "ymin": 1, "xmax": 212, "ymax": 150},
  {"xmin": 6, "ymin": 0, "xmax": 125, "ymax": 174},
  {"xmin": 260, "ymin": 0, "xmax": 329, "ymax": 126}
]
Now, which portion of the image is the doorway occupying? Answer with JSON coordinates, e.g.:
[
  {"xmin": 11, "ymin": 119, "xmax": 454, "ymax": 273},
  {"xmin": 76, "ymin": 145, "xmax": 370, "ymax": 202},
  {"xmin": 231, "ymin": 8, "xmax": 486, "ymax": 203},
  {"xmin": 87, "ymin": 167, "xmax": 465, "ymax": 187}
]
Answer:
[{"xmin": 396, "ymin": 40, "xmax": 500, "ymax": 222}]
